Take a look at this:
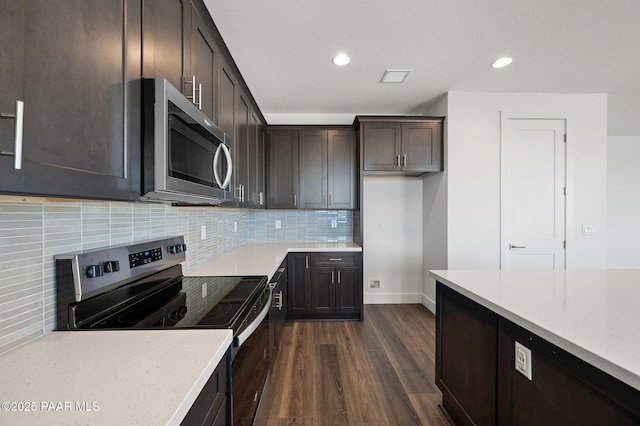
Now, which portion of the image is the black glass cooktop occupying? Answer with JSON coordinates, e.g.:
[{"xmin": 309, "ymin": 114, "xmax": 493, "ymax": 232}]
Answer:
[{"xmin": 71, "ymin": 266, "xmax": 268, "ymax": 333}]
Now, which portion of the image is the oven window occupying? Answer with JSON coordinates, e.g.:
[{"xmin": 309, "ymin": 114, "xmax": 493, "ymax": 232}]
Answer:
[{"xmin": 168, "ymin": 115, "xmax": 214, "ymax": 187}]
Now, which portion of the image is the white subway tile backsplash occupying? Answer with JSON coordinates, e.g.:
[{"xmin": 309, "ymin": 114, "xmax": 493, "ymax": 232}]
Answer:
[{"xmin": 0, "ymin": 197, "xmax": 354, "ymax": 355}]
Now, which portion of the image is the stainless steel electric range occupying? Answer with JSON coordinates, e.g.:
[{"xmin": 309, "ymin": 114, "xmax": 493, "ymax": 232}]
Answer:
[{"xmin": 55, "ymin": 236, "xmax": 271, "ymax": 425}]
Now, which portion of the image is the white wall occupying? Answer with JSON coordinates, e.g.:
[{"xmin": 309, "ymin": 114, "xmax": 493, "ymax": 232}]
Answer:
[
  {"xmin": 421, "ymin": 92, "xmax": 609, "ymax": 311},
  {"xmin": 607, "ymin": 136, "xmax": 640, "ymax": 268},
  {"xmin": 422, "ymin": 95, "xmax": 449, "ymax": 312},
  {"xmin": 363, "ymin": 176, "xmax": 423, "ymax": 303},
  {"xmin": 446, "ymin": 92, "xmax": 608, "ymax": 270}
]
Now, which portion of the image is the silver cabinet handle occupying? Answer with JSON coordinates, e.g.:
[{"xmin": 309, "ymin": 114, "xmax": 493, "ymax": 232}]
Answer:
[
  {"xmin": 509, "ymin": 244, "xmax": 526, "ymax": 249},
  {"xmin": 0, "ymin": 100, "xmax": 24, "ymax": 169},
  {"xmin": 396, "ymin": 154, "xmax": 400, "ymax": 167},
  {"xmin": 186, "ymin": 75, "xmax": 196, "ymax": 102},
  {"xmin": 329, "ymin": 258, "xmax": 342, "ymax": 261},
  {"xmin": 331, "ymin": 271, "xmax": 335, "ymax": 284},
  {"xmin": 403, "ymin": 154, "xmax": 407, "ymax": 167},
  {"xmin": 277, "ymin": 291, "xmax": 283, "ymax": 310},
  {"xmin": 294, "ymin": 194, "xmax": 297, "ymax": 207},
  {"xmin": 337, "ymin": 270, "xmax": 341, "ymax": 284},
  {"xmin": 258, "ymin": 191, "xmax": 264, "ymax": 205},
  {"xmin": 197, "ymin": 83, "xmax": 202, "ymax": 110},
  {"xmin": 305, "ymin": 255, "xmax": 309, "ymax": 269}
]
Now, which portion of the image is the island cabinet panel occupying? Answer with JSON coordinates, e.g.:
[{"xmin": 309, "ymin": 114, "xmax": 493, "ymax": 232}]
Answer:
[
  {"xmin": 287, "ymin": 252, "xmax": 362, "ymax": 320},
  {"xmin": 497, "ymin": 318, "xmax": 640, "ymax": 426},
  {"xmin": 436, "ymin": 282, "xmax": 640, "ymax": 426},
  {"xmin": 436, "ymin": 284, "xmax": 497, "ymax": 426},
  {"xmin": 1, "ymin": 0, "xmax": 141, "ymax": 201},
  {"xmin": 356, "ymin": 116, "xmax": 444, "ymax": 175}
]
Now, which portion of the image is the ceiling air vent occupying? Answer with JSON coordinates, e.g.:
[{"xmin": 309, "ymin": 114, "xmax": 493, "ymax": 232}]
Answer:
[{"xmin": 380, "ymin": 69, "xmax": 411, "ymax": 83}]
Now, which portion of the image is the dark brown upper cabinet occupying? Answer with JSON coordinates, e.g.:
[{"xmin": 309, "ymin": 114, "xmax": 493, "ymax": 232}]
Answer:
[
  {"xmin": 0, "ymin": 0, "xmax": 141, "ymax": 201},
  {"xmin": 267, "ymin": 127, "xmax": 357, "ymax": 210},
  {"xmin": 356, "ymin": 116, "xmax": 444, "ymax": 175},
  {"xmin": 229, "ymin": 90, "xmax": 264, "ymax": 208},
  {"xmin": 142, "ymin": 0, "xmax": 217, "ymax": 120},
  {"xmin": 267, "ymin": 129, "xmax": 299, "ymax": 209}
]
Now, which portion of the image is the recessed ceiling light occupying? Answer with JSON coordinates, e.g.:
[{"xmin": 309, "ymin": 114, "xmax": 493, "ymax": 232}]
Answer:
[
  {"xmin": 332, "ymin": 54, "xmax": 351, "ymax": 66},
  {"xmin": 491, "ymin": 57, "xmax": 513, "ymax": 69},
  {"xmin": 381, "ymin": 69, "xmax": 411, "ymax": 83}
]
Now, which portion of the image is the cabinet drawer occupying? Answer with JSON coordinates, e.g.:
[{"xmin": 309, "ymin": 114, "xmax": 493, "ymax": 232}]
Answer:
[{"xmin": 310, "ymin": 252, "xmax": 361, "ymax": 268}]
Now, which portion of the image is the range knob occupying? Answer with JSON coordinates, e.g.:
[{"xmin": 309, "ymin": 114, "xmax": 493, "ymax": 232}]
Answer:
[
  {"xmin": 86, "ymin": 264, "xmax": 104, "ymax": 278},
  {"xmin": 103, "ymin": 260, "xmax": 120, "ymax": 273},
  {"xmin": 168, "ymin": 244, "xmax": 187, "ymax": 254}
]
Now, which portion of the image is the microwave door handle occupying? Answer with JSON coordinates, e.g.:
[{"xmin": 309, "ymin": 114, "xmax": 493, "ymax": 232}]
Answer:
[
  {"xmin": 220, "ymin": 143, "xmax": 233, "ymax": 190},
  {"xmin": 213, "ymin": 144, "xmax": 224, "ymax": 188}
]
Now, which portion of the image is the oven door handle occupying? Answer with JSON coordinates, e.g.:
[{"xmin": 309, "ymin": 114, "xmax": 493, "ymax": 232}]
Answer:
[{"xmin": 235, "ymin": 292, "xmax": 272, "ymax": 347}]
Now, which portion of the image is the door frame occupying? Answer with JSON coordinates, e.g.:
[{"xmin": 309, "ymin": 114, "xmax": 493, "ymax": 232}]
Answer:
[{"xmin": 500, "ymin": 110, "xmax": 575, "ymax": 268}]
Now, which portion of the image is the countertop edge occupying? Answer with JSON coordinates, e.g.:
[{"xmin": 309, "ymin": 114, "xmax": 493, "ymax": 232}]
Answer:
[{"xmin": 429, "ymin": 270, "xmax": 640, "ymax": 392}]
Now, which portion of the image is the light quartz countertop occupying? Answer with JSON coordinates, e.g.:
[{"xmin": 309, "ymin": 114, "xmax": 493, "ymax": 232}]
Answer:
[
  {"xmin": 186, "ymin": 241, "xmax": 362, "ymax": 279},
  {"xmin": 429, "ymin": 269, "xmax": 640, "ymax": 391},
  {"xmin": 0, "ymin": 329, "xmax": 232, "ymax": 425}
]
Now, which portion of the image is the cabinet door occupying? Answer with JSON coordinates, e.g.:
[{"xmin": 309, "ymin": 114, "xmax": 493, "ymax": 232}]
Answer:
[
  {"xmin": 141, "ymin": 0, "xmax": 186, "ymax": 92},
  {"xmin": 328, "ymin": 130, "xmax": 357, "ymax": 209},
  {"xmin": 216, "ymin": 58, "xmax": 236, "ymax": 138},
  {"xmin": 267, "ymin": 130, "xmax": 299, "ymax": 209},
  {"xmin": 189, "ymin": 2, "xmax": 216, "ymax": 120},
  {"xmin": 287, "ymin": 253, "xmax": 309, "ymax": 315},
  {"xmin": 18, "ymin": 0, "xmax": 141, "ymax": 200},
  {"xmin": 0, "ymin": 1, "xmax": 25, "ymax": 192},
  {"xmin": 249, "ymin": 110, "xmax": 265, "ymax": 208},
  {"xmin": 335, "ymin": 267, "xmax": 361, "ymax": 314},
  {"xmin": 362, "ymin": 122, "xmax": 402, "ymax": 171},
  {"xmin": 298, "ymin": 130, "xmax": 328, "ymax": 209},
  {"xmin": 309, "ymin": 267, "xmax": 335, "ymax": 314},
  {"xmin": 232, "ymin": 93, "xmax": 250, "ymax": 206},
  {"xmin": 401, "ymin": 122, "xmax": 442, "ymax": 172},
  {"xmin": 437, "ymin": 284, "xmax": 497, "ymax": 426}
]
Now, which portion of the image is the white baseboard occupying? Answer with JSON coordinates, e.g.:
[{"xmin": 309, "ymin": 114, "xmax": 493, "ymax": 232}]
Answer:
[
  {"xmin": 421, "ymin": 293, "xmax": 436, "ymax": 314},
  {"xmin": 364, "ymin": 292, "xmax": 422, "ymax": 304}
]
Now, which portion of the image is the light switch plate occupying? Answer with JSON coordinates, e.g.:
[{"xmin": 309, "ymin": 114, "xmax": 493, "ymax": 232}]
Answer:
[{"xmin": 515, "ymin": 341, "xmax": 533, "ymax": 380}]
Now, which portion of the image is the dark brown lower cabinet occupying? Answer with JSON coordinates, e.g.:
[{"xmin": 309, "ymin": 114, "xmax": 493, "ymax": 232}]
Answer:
[
  {"xmin": 287, "ymin": 252, "xmax": 362, "ymax": 320},
  {"xmin": 436, "ymin": 283, "xmax": 640, "ymax": 426},
  {"xmin": 181, "ymin": 347, "xmax": 231, "ymax": 426}
]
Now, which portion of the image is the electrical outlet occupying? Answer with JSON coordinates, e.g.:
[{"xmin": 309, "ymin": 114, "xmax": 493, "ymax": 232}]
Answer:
[
  {"xmin": 582, "ymin": 225, "xmax": 597, "ymax": 235},
  {"xmin": 201, "ymin": 225, "xmax": 206, "ymax": 240},
  {"xmin": 233, "ymin": 222, "xmax": 238, "ymax": 233},
  {"xmin": 515, "ymin": 341, "xmax": 533, "ymax": 380},
  {"xmin": 331, "ymin": 219, "xmax": 338, "ymax": 228},
  {"xmin": 369, "ymin": 279, "xmax": 381, "ymax": 289},
  {"xmin": 275, "ymin": 220, "xmax": 282, "ymax": 229}
]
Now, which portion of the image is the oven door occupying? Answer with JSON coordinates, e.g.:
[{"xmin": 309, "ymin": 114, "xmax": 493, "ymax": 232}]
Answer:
[{"xmin": 232, "ymin": 293, "xmax": 271, "ymax": 425}]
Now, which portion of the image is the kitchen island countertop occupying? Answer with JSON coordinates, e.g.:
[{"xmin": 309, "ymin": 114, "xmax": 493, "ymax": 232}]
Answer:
[
  {"xmin": 186, "ymin": 241, "xmax": 362, "ymax": 279},
  {"xmin": 0, "ymin": 329, "xmax": 232, "ymax": 425},
  {"xmin": 430, "ymin": 269, "xmax": 640, "ymax": 391}
]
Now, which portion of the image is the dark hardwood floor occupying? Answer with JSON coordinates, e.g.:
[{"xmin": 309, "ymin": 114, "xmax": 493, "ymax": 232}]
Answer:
[{"xmin": 266, "ymin": 304, "xmax": 453, "ymax": 425}]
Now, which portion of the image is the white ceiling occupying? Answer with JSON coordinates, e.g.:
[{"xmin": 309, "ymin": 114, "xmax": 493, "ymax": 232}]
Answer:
[{"xmin": 204, "ymin": 0, "xmax": 640, "ymax": 121}]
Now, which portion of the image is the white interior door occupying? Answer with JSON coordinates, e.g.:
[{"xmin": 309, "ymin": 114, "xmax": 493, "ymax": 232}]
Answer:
[{"xmin": 501, "ymin": 118, "xmax": 566, "ymax": 269}]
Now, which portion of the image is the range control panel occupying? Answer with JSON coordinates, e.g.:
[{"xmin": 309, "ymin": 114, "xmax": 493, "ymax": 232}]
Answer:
[{"xmin": 55, "ymin": 236, "xmax": 186, "ymax": 302}]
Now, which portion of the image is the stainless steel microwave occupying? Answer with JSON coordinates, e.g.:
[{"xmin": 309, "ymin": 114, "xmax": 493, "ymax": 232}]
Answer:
[{"xmin": 141, "ymin": 78, "xmax": 232, "ymax": 205}]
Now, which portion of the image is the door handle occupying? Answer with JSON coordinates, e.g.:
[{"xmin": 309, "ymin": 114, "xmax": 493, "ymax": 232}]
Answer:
[{"xmin": 509, "ymin": 244, "xmax": 526, "ymax": 249}]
